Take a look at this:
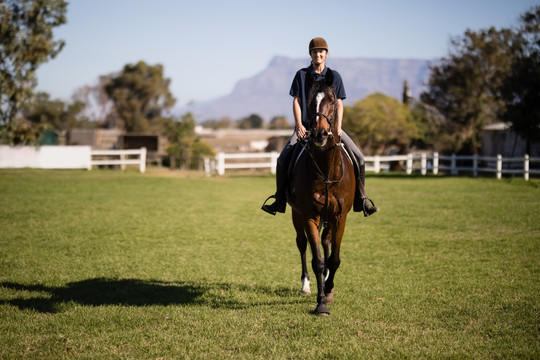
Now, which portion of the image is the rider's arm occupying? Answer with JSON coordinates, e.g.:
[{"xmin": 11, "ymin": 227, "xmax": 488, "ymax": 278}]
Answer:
[
  {"xmin": 336, "ymin": 98, "xmax": 343, "ymax": 137},
  {"xmin": 293, "ymin": 96, "xmax": 306, "ymax": 138}
]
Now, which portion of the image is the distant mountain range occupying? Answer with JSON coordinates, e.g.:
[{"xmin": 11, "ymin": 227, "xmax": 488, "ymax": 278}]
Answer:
[{"xmin": 178, "ymin": 56, "xmax": 434, "ymax": 123}]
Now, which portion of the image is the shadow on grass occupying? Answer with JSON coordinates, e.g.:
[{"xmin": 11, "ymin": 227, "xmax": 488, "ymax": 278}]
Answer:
[{"xmin": 0, "ymin": 278, "xmax": 306, "ymax": 313}]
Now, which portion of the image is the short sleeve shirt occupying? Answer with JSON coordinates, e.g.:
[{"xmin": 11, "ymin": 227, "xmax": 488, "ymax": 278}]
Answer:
[{"xmin": 289, "ymin": 64, "xmax": 346, "ymax": 128}]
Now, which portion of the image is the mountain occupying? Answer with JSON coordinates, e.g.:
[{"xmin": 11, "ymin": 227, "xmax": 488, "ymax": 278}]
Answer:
[{"xmin": 180, "ymin": 56, "xmax": 433, "ymax": 123}]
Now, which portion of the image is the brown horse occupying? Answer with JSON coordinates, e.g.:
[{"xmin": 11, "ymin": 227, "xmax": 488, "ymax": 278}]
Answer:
[{"xmin": 287, "ymin": 70, "xmax": 355, "ymax": 315}]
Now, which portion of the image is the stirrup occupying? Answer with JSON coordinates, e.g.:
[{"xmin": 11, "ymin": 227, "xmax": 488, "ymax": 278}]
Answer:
[
  {"xmin": 261, "ymin": 195, "xmax": 278, "ymax": 215},
  {"xmin": 362, "ymin": 198, "xmax": 379, "ymax": 217}
]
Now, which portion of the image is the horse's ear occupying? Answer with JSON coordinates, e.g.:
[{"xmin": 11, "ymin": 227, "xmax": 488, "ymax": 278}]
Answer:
[
  {"xmin": 306, "ymin": 70, "xmax": 314, "ymax": 90},
  {"xmin": 325, "ymin": 68, "xmax": 334, "ymax": 87}
]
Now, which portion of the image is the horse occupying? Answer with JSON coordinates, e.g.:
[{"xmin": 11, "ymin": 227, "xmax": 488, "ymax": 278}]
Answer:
[{"xmin": 287, "ymin": 70, "xmax": 356, "ymax": 315}]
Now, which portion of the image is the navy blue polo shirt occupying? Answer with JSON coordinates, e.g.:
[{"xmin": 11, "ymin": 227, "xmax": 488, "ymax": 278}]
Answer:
[{"xmin": 289, "ymin": 64, "xmax": 346, "ymax": 128}]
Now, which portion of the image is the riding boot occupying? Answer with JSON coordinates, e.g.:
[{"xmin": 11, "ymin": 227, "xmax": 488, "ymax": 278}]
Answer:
[
  {"xmin": 353, "ymin": 162, "xmax": 379, "ymax": 216},
  {"xmin": 341, "ymin": 141, "xmax": 379, "ymax": 217},
  {"xmin": 261, "ymin": 151, "xmax": 290, "ymax": 215}
]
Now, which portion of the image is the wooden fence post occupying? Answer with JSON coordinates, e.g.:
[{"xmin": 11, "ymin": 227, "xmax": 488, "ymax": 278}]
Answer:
[
  {"xmin": 497, "ymin": 154, "xmax": 502, "ymax": 179},
  {"xmin": 374, "ymin": 155, "xmax": 380, "ymax": 173},
  {"xmin": 139, "ymin": 147, "xmax": 146, "ymax": 173},
  {"xmin": 433, "ymin": 152, "xmax": 439, "ymax": 175},
  {"xmin": 270, "ymin": 151, "xmax": 278, "ymax": 174},
  {"xmin": 524, "ymin": 154, "xmax": 529, "ymax": 181},
  {"xmin": 406, "ymin": 153, "xmax": 413, "ymax": 175},
  {"xmin": 217, "ymin": 152, "xmax": 225, "ymax": 175},
  {"xmin": 473, "ymin": 154, "xmax": 478, "ymax": 177},
  {"xmin": 451, "ymin": 154, "xmax": 457, "ymax": 175},
  {"xmin": 421, "ymin": 153, "xmax": 427, "ymax": 175}
]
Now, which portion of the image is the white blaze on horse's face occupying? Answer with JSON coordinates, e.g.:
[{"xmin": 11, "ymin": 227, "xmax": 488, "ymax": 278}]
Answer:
[
  {"xmin": 315, "ymin": 92, "xmax": 325, "ymax": 121},
  {"xmin": 314, "ymin": 91, "xmax": 330, "ymax": 148}
]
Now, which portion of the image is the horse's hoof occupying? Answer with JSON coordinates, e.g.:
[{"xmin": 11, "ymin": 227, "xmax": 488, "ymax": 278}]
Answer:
[
  {"xmin": 300, "ymin": 289, "xmax": 311, "ymax": 295},
  {"xmin": 313, "ymin": 304, "xmax": 330, "ymax": 316},
  {"xmin": 325, "ymin": 291, "xmax": 334, "ymax": 305}
]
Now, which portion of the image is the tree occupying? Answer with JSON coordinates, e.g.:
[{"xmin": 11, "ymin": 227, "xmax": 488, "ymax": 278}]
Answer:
[
  {"xmin": 237, "ymin": 114, "xmax": 263, "ymax": 129},
  {"xmin": 164, "ymin": 112, "xmax": 214, "ymax": 169},
  {"xmin": 269, "ymin": 115, "xmax": 290, "ymax": 129},
  {"xmin": 420, "ymin": 27, "xmax": 515, "ymax": 153},
  {"xmin": 105, "ymin": 61, "xmax": 176, "ymax": 133},
  {"xmin": 342, "ymin": 93, "xmax": 422, "ymax": 155},
  {"xmin": 22, "ymin": 91, "xmax": 84, "ymax": 132},
  {"xmin": 499, "ymin": 5, "xmax": 540, "ymax": 155},
  {"xmin": 72, "ymin": 73, "xmax": 119, "ymax": 128},
  {"xmin": 0, "ymin": 0, "xmax": 67, "ymax": 143}
]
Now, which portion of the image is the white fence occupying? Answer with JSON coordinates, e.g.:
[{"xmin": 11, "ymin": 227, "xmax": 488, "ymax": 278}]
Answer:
[
  {"xmin": 0, "ymin": 146, "xmax": 147, "ymax": 173},
  {"xmin": 0, "ymin": 145, "xmax": 92, "ymax": 169},
  {"xmin": 91, "ymin": 148, "xmax": 147, "ymax": 173},
  {"xmin": 205, "ymin": 151, "xmax": 279, "ymax": 176},
  {"xmin": 205, "ymin": 151, "xmax": 540, "ymax": 180}
]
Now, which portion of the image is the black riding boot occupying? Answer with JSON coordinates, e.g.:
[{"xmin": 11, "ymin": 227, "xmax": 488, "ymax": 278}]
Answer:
[
  {"xmin": 341, "ymin": 141, "xmax": 378, "ymax": 217},
  {"xmin": 261, "ymin": 153, "xmax": 289, "ymax": 215},
  {"xmin": 353, "ymin": 162, "xmax": 379, "ymax": 216}
]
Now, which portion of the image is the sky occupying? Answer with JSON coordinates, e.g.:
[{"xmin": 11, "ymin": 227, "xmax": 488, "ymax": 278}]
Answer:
[{"xmin": 35, "ymin": 0, "xmax": 539, "ymax": 108}]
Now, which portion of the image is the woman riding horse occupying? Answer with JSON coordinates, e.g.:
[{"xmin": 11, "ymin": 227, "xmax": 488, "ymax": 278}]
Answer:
[
  {"xmin": 284, "ymin": 63, "xmax": 357, "ymax": 315},
  {"xmin": 261, "ymin": 37, "xmax": 378, "ymax": 217}
]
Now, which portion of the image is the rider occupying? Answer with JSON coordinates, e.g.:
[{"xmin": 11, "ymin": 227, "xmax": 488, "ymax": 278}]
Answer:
[{"xmin": 261, "ymin": 37, "xmax": 378, "ymax": 217}]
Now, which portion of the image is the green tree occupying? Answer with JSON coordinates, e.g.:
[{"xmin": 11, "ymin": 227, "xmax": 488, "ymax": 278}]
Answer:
[
  {"xmin": 499, "ymin": 5, "xmax": 540, "ymax": 155},
  {"xmin": 22, "ymin": 92, "xmax": 85, "ymax": 132},
  {"xmin": 7, "ymin": 91, "xmax": 84, "ymax": 145},
  {"xmin": 164, "ymin": 112, "xmax": 214, "ymax": 169},
  {"xmin": 268, "ymin": 115, "xmax": 290, "ymax": 129},
  {"xmin": 105, "ymin": 61, "xmax": 176, "ymax": 133},
  {"xmin": 420, "ymin": 27, "xmax": 515, "ymax": 153},
  {"xmin": 0, "ymin": 0, "xmax": 67, "ymax": 143},
  {"xmin": 343, "ymin": 93, "xmax": 422, "ymax": 155},
  {"xmin": 237, "ymin": 114, "xmax": 263, "ymax": 129}
]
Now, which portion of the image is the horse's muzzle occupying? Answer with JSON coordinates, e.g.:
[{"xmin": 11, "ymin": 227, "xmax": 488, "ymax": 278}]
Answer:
[{"xmin": 312, "ymin": 129, "xmax": 331, "ymax": 148}]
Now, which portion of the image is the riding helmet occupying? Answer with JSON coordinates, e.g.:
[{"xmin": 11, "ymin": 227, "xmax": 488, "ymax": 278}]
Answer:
[{"xmin": 309, "ymin": 37, "xmax": 328, "ymax": 54}]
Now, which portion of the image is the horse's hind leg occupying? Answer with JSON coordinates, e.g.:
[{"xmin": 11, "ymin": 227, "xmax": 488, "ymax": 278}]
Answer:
[{"xmin": 292, "ymin": 210, "xmax": 310, "ymax": 295}]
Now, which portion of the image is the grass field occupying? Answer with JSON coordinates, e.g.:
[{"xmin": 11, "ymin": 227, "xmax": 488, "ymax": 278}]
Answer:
[{"xmin": 0, "ymin": 169, "xmax": 539, "ymax": 359}]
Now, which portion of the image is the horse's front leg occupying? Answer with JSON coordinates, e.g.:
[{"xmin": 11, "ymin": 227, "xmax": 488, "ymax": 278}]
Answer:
[
  {"xmin": 324, "ymin": 217, "xmax": 346, "ymax": 305},
  {"xmin": 320, "ymin": 226, "xmax": 334, "ymax": 304},
  {"xmin": 292, "ymin": 210, "xmax": 310, "ymax": 295},
  {"xmin": 305, "ymin": 219, "xmax": 330, "ymax": 315}
]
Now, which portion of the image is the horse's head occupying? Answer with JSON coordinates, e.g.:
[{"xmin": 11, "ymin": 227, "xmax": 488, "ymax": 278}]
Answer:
[{"xmin": 306, "ymin": 70, "xmax": 337, "ymax": 149}]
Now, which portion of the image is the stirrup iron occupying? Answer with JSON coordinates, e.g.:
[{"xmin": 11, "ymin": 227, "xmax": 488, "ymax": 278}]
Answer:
[
  {"xmin": 362, "ymin": 197, "xmax": 378, "ymax": 217},
  {"xmin": 261, "ymin": 195, "xmax": 277, "ymax": 215}
]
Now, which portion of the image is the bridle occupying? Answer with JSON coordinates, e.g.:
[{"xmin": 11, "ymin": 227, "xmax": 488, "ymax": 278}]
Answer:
[{"xmin": 308, "ymin": 90, "xmax": 337, "ymax": 140}]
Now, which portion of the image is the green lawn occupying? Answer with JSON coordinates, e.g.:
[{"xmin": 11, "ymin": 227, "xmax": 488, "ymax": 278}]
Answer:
[{"xmin": 0, "ymin": 169, "xmax": 539, "ymax": 359}]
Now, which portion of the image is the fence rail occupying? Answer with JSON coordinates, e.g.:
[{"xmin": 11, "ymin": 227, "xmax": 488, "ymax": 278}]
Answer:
[
  {"xmin": 91, "ymin": 148, "xmax": 147, "ymax": 173},
  {"xmin": 205, "ymin": 151, "xmax": 540, "ymax": 180},
  {"xmin": 205, "ymin": 151, "xmax": 279, "ymax": 176}
]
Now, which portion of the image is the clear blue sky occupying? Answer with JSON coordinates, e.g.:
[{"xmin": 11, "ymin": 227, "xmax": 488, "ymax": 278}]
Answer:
[{"xmin": 36, "ymin": 0, "xmax": 539, "ymax": 107}]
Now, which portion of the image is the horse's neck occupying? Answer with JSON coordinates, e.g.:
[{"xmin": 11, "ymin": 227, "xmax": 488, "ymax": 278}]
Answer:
[{"xmin": 311, "ymin": 141, "xmax": 341, "ymax": 176}]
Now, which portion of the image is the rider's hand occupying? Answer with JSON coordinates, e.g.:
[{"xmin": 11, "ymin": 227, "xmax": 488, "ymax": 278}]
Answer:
[
  {"xmin": 296, "ymin": 124, "xmax": 307, "ymax": 139},
  {"xmin": 337, "ymin": 127, "xmax": 343, "ymax": 137}
]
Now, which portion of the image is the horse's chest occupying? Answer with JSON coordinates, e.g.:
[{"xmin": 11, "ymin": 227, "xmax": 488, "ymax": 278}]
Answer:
[{"xmin": 312, "ymin": 190, "xmax": 338, "ymax": 209}]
